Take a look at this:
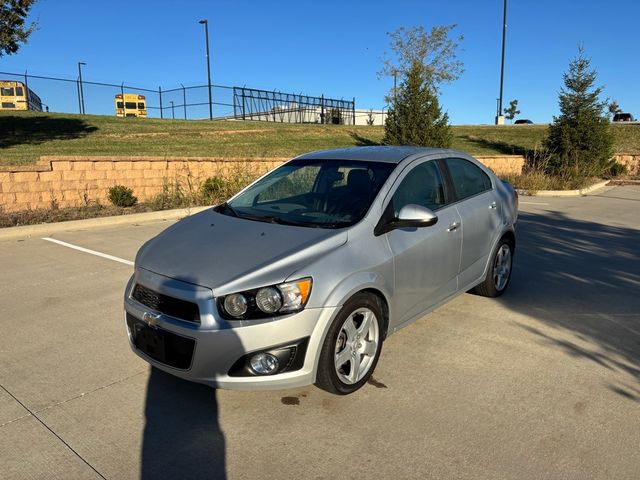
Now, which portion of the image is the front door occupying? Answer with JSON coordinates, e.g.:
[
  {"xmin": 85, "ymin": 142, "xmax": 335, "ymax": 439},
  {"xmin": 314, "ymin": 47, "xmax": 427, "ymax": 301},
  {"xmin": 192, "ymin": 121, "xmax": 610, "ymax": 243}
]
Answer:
[{"xmin": 383, "ymin": 159, "xmax": 462, "ymax": 329}]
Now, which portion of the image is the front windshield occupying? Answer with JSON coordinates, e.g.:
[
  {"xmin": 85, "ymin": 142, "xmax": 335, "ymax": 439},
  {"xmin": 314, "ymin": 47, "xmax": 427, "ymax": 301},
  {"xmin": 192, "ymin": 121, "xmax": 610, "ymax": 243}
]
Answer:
[{"xmin": 222, "ymin": 158, "xmax": 396, "ymax": 228}]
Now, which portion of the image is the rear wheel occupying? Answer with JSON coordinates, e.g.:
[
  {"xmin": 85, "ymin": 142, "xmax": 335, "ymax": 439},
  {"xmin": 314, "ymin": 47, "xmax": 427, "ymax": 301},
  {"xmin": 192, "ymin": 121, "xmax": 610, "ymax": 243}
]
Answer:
[
  {"xmin": 472, "ymin": 238, "xmax": 514, "ymax": 297},
  {"xmin": 315, "ymin": 293, "xmax": 384, "ymax": 395}
]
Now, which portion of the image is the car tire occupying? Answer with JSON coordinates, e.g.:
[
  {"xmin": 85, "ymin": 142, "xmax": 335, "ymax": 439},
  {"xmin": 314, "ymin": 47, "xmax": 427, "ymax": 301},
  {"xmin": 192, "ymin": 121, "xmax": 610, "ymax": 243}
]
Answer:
[
  {"xmin": 315, "ymin": 292, "xmax": 384, "ymax": 395},
  {"xmin": 472, "ymin": 237, "xmax": 514, "ymax": 298}
]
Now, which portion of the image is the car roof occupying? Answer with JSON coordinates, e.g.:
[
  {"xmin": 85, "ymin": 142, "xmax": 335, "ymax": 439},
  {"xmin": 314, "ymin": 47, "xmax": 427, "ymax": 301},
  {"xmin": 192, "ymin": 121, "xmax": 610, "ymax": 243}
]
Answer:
[{"xmin": 294, "ymin": 146, "xmax": 456, "ymax": 164}]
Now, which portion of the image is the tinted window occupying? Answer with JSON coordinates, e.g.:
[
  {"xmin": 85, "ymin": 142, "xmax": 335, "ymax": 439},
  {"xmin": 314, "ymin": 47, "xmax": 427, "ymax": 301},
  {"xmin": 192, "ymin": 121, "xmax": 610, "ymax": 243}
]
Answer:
[
  {"xmin": 116, "ymin": 101, "xmax": 124, "ymax": 108},
  {"xmin": 137, "ymin": 102, "xmax": 145, "ymax": 109},
  {"xmin": 445, "ymin": 158, "xmax": 492, "ymax": 200},
  {"xmin": 125, "ymin": 102, "xmax": 137, "ymax": 109},
  {"xmin": 258, "ymin": 165, "xmax": 321, "ymax": 202},
  {"xmin": 1, "ymin": 102, "xmax": 16, "ymax": 108},
  {"xmin": 227, "ymin": 159, "xmax": 396, "ymax": 228},
  {"xmin": 391, "ymin": 161, "xmax": 446, "ymax": 216},
  {"xmin": 15, "ymin": 87, "xmax": 24, "ymax": 96},
  {"xmin": 1, "ymin": 87, "xmax": 14, "ymax": 96}
]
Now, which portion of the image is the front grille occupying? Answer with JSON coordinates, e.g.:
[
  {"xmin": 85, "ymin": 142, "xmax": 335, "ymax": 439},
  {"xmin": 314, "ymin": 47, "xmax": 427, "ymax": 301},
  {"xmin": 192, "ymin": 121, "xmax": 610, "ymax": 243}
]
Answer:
[
  {"xmin": 126, "ymin": 313, "xmax": 195, "ymax": 369},
  {"xmin": 132, "ymin": 284, "xmax": 200, "ymax": 323}
]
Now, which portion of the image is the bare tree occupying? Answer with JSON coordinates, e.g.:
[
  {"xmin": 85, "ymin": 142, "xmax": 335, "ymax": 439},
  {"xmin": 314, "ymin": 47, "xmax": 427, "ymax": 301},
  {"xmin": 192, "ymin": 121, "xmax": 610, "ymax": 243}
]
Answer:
[
  {"xmin": 379, "ymin": 25, "xmax": 464, "ymax": 94},
  {"xmin": 366, "ymin": 109, "xmax": 375, "ymax": 126}
]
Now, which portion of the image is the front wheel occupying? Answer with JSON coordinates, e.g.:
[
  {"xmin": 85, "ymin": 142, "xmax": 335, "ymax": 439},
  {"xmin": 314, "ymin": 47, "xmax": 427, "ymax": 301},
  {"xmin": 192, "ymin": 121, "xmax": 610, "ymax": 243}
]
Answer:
[
  {"xmin": 315, "ymin": 293, "xmax": 384, "ymax": 395},
  {"xmin": 472, "ymin": 238, "xmax": 514, "ymax": 297}
]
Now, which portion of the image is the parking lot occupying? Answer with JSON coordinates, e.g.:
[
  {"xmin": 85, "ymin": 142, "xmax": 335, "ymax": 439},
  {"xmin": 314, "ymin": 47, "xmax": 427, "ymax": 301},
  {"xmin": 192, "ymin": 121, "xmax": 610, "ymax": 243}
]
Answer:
[{"xmin": 1, "ymin": 185, "xmax": 639, "ymax": 480}]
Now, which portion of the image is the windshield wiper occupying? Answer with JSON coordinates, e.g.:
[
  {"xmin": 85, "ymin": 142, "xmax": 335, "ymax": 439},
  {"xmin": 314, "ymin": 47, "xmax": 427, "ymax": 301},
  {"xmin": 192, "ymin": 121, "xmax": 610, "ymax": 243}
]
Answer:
[
  {"xmin": 235, "ymin": 214, "xmax": 318, "ymax": 228},
  {"xmin": 217, "ymin": 202, "xmax": 239, "ymax": 217}
]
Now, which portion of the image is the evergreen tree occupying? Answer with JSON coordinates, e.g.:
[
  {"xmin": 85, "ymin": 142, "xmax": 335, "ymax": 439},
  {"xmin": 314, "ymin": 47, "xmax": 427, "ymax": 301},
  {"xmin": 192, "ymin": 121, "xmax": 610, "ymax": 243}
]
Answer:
[
  {"xmin": 545, "ymin": 48, "xmax": 614, "ymax": 179},
  {"xmin": 504, "ymin": 99, "xmax": 520, "ymax": 122},
  {"xmin": 383, "ymin": 61, "xmax": 452, "ymax": 147}
]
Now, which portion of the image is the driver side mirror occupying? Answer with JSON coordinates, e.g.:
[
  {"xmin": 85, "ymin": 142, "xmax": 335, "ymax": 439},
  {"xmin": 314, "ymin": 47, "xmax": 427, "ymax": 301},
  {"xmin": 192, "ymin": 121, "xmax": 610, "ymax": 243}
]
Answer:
[{"xmin": 374, "ymin": 204, "xmax": 438, "ymax": 235}]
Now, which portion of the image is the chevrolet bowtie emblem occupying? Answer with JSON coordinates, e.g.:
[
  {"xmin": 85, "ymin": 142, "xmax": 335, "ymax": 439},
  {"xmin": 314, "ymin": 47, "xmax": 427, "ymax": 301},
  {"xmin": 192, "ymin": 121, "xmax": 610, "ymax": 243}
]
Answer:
[{"xmin": 142, "ymin": 311, "xmax": 161, "ymax": 329}]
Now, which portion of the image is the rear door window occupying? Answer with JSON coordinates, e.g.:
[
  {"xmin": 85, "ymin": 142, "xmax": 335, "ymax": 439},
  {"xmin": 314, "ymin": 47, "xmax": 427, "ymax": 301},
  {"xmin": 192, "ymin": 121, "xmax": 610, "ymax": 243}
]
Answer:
[{"xmin": 444, "ymin": 158, "xmax": 492, "ymax": 201}]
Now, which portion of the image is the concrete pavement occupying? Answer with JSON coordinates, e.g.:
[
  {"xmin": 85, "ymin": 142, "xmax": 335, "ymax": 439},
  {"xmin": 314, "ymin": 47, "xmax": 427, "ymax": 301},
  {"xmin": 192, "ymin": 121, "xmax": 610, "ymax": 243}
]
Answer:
[{"xmin": 1, "ymin": 186, "xmax": 639, "ymax": 479}]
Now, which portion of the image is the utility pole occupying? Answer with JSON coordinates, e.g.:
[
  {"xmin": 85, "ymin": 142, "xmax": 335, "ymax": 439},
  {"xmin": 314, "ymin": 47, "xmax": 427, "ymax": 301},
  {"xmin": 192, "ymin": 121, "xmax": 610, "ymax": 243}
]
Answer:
[
  {"xmin": 496, "ymin": 0, "xmax": 507, "ymax": 125},
  {"xmin": 199, "ymin": 19, "xmax": 213, "ymax": 120}
]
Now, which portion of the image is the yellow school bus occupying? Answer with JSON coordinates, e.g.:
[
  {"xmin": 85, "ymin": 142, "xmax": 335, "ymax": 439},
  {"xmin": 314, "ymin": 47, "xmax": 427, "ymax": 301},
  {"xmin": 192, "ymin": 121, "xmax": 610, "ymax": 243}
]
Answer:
[
  {"xmin": 0, "ymin": 80, "xmax": 43, "ymax": 111},
  {"xmin": 115, "ymin": 93, "xmax": 147, "ymax": 118}
]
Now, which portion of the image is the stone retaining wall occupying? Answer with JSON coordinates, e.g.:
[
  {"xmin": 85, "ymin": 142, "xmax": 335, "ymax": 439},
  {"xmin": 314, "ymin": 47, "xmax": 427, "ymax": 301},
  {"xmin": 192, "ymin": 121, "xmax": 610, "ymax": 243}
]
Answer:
[
  {"xmin": 0, "ymin": 156, "xmax": 286, "ymax": 212},
  {"xmin": 0, "ymin": 153, "xmax": 635, "ymax": 212}
]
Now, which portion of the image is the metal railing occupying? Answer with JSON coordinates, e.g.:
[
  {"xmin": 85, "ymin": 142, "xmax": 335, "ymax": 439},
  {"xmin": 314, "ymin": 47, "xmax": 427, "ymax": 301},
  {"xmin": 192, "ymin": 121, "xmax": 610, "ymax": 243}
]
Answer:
[{"xmin": 0, "ymin": 70, "xmax": 355, "ymax": 123}]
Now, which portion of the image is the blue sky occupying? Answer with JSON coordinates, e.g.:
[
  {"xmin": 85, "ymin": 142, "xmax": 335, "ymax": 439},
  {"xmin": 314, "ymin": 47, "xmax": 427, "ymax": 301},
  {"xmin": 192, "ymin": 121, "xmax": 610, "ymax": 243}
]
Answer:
[{"xmin": 2, "ymin": 0, "xmax": 639, "ymax": 123}]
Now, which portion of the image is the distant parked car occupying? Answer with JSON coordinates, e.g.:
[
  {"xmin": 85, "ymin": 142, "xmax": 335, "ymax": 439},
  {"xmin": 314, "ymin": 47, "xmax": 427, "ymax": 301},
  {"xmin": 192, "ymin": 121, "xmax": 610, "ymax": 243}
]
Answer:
[
  {"xmin": 124, "ymin": 146, "xmax": 519, "ymax": 395},
  {"xmin": 613, "ymin": 113, "xmax": 635, "ymax": 122},
  {"xmin": 514, "ymin": 119, "xmax": 533, "ymax": 125}
]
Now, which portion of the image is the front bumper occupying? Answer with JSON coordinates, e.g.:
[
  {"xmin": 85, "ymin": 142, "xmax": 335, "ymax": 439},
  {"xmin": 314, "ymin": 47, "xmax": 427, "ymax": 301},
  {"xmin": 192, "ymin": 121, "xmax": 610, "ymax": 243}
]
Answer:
[{"xmin": 123, "ymin": 273, "xmax": 338, "ymax": 390}]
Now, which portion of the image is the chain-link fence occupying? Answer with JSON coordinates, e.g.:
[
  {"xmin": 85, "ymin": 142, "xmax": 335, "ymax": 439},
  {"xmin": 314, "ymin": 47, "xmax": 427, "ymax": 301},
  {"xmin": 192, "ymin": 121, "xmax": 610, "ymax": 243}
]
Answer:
[{"xmin": 0, "ymin": 70, "xmax": 355, "ymax": 123}]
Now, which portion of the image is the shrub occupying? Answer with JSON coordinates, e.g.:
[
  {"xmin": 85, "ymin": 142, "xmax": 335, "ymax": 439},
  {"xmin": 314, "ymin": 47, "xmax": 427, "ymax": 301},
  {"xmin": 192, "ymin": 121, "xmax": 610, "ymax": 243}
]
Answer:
[
  {"xmin": 149, "ymin": 179, "xmax": 187, "ymax": 210},
  {"xmin": 200, "ymin": 176, "xmax": 227, "ymax": 204},
  {"xmin": 108, "ymin": 185, "xmax": 137, "ymax": 208},
  {"xmin": 604, "ymin": 160, "xmax": 627, "ymax": 178}
]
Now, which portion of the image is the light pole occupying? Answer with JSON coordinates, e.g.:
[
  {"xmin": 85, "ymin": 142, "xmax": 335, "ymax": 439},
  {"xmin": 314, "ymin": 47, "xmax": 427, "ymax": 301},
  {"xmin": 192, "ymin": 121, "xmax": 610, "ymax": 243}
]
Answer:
[
  {"xmin": 496, "ymin": 0, "xmax": 507, "ymax": 125},
  {"xmin": 199, "ymin": 19, "xmax": 213, "ymax": 120},
  {"xmin": 393, "ymin": 69, "xmax": 398, "ymax": 106},
  {"xmin": 77, "ymin": 62, "xmax": 86, "ymax": 114}
]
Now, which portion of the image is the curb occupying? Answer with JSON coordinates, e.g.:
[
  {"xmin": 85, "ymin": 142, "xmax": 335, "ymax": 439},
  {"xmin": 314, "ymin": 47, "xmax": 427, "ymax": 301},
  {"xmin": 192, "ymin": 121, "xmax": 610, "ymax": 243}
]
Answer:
[
  {"xmin": 516, "ymin": 180, "xmax": 611, "ymax": 197},
  {"xmin": 0, "ymin": 206, "xmax": 210, "ymax": 242}
]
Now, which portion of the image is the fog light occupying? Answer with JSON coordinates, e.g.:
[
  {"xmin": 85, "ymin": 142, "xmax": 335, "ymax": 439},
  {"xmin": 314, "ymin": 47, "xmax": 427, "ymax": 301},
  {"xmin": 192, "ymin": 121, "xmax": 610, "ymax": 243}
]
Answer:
[
  {"xmin": 224, "ymin": 293, "xmax": 247, "ymax": 317},
  {"xmin": 250, "ymin": 353, "xmax": 280, "ymax": 375}
]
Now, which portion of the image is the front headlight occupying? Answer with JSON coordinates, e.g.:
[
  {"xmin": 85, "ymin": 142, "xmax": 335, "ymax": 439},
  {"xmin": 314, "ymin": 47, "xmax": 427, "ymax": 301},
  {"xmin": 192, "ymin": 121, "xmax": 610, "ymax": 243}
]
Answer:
[{"xmin": 218, "ymin": 278, "xmax": 312, "ymax": 319}]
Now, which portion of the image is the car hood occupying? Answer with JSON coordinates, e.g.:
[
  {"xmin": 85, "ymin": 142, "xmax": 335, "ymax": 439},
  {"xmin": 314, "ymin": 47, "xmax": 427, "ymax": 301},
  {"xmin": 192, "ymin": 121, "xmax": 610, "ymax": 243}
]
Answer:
[{"xmin": 135, "ymin": 208, "xmax": 348, "ymax": 294}]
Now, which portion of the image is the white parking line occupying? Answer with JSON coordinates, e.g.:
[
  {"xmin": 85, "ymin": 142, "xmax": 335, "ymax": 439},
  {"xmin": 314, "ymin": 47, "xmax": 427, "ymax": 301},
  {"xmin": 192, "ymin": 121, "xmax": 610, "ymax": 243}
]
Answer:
[
  {"xmin": 520, "ymin": 201, "xmax": 549, "ymax": 205},
  {"xmin": 42, "ymin": 237, "xmax": 134, "ymax": 266}
]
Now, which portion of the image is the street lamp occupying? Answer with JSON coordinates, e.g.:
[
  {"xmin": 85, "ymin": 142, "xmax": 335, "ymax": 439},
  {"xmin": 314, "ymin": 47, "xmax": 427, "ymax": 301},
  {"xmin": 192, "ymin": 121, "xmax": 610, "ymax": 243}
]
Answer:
[
  {"xmin": 77, "ymin": 62, "xmax": 86, "ymax": 114},
  {"xmin": 496, "ymin": 0, "xmax": 507, "ymax": 125},
  {"xmin": 199, "ymin": 19, "xmax": 213, "ymax": 120}
]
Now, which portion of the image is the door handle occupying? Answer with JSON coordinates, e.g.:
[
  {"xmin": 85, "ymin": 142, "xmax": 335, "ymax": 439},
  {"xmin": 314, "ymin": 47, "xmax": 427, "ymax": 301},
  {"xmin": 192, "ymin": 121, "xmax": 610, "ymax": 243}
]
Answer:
[
  {"xmin": 446, "ymin": 222, "xmax": 460, "ymax": 232},
  {"xmin": 489, "ymin": 202, "xmax": 498, "ymax": 210}
]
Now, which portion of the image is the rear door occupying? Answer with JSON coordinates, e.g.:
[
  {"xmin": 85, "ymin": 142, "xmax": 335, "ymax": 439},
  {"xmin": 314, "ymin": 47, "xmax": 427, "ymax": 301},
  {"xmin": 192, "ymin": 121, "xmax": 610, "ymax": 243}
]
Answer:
[
  {"xmin": 383, "ymin": 158, "xmax": 462, "ymax": 329},
  {"xmin": 443, "ymin": 157, "xmax": 502, "ymax": 288}
]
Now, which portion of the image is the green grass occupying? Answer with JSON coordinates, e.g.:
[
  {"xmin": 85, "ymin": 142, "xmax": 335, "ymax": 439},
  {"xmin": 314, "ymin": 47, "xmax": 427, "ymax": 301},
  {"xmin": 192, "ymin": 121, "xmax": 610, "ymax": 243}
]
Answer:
[{"xmin": 1, "ymin": 111, "xmax": 639, "ymax": 166}]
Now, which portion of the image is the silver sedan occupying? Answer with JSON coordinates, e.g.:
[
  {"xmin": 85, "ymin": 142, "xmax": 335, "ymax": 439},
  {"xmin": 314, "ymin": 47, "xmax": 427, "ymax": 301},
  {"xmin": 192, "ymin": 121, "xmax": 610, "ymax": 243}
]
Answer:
[{"xmin": 124, "ymin": 146, "xmax": 518, "ymax": 395}]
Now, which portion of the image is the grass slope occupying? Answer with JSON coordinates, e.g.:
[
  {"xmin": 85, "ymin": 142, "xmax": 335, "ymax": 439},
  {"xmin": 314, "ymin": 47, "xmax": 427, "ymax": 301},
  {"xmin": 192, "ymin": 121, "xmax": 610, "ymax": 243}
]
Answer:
[{"xmin": 1, "ymin": 111, "xmax": 639, "ymax": 166}]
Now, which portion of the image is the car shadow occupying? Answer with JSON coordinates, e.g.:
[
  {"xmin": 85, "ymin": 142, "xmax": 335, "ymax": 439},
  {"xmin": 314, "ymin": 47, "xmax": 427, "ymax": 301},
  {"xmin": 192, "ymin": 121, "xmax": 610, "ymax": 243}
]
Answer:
[
  {"xmin": 498, "ymin": 211, "xmax": 640, "ymax": 401},
  {"xmin": 0, "ymin": 115, "xmax": 97, "ymax": 149}
]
